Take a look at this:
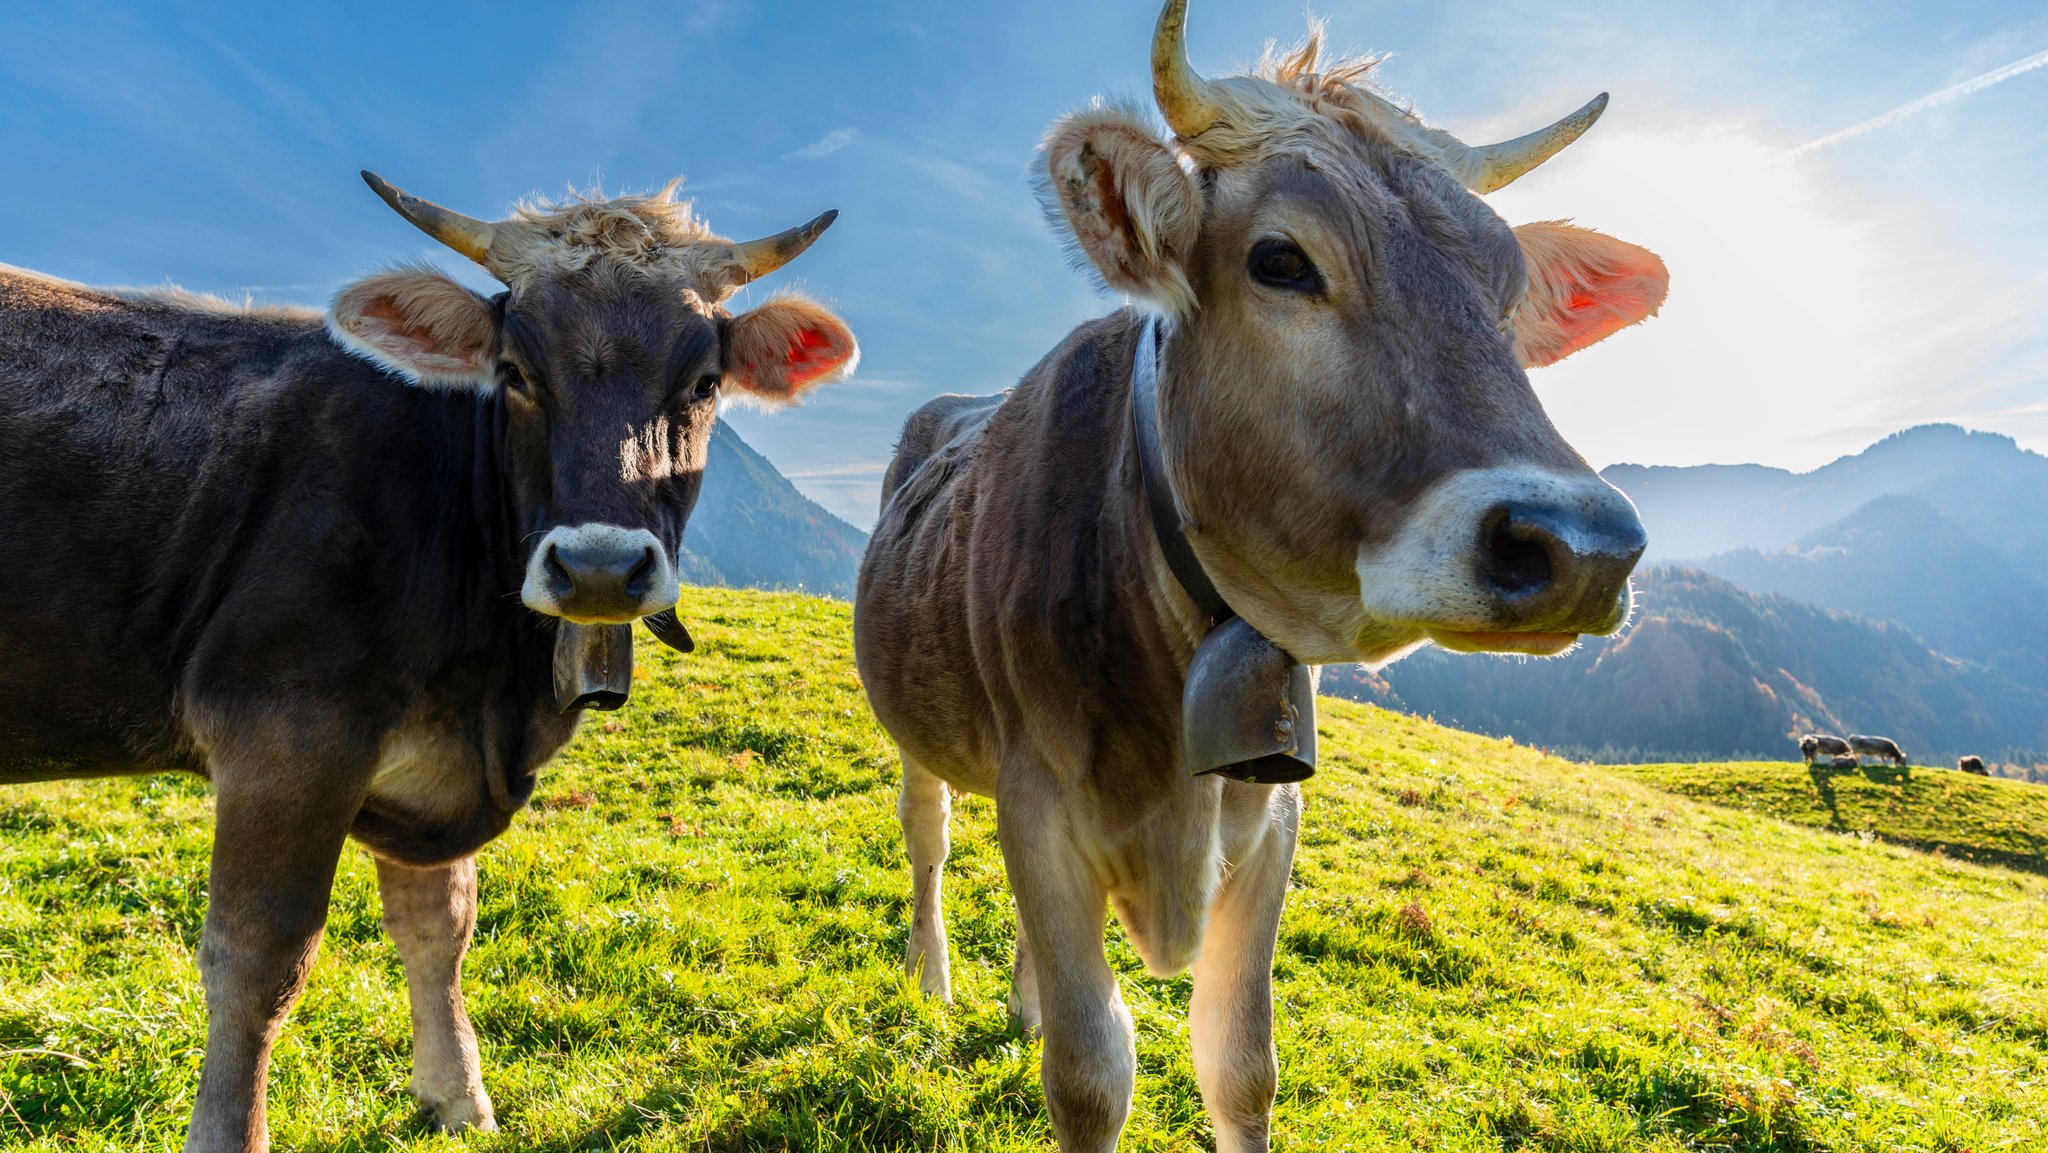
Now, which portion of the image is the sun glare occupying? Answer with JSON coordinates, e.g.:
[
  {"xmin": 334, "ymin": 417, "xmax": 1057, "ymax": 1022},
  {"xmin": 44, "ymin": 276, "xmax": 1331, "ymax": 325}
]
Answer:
[{"xmin": 1490, "ymin": 122, "xmax": 2017, "ymax": 472}]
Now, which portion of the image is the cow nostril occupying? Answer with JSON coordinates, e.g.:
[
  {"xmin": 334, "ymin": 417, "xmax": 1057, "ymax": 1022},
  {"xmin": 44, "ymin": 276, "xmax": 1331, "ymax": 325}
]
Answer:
[
  {"xmin": 1486, "ymin": 513, "xmax": 1555, "ymax": 597},
  {"xmin": 623, "ymin": 547, "xmax": 657, "ymax": 596},
  {"xmin": 544, "ymin": 544, "xmax": 575, "ymax": 595}
]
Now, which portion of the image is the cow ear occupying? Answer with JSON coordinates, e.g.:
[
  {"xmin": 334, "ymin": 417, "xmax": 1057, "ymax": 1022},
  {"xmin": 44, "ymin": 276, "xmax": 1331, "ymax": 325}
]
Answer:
[
  {"xmin": 1511, "ymin": 222, "xmax": 1670, "ymax": 368},
  {"xmin": 328, "ymin": 267, "xmax": 497, "ymax": 388},
  {"xmin": 1042, "ymin": 101, "xmax": 1202, "ymax": 317},
  {"xmin": 723, "ymin": 293, "xmax": 858, "ymax": 406}
]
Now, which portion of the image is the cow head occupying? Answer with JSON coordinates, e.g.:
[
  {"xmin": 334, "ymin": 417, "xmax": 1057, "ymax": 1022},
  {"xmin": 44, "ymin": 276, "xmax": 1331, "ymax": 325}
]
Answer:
[
  {"xmin": 329, "ymin": 176, "xmax": 856, "ymax": 623},
  {"xmin": 1043, "ymin": 0, "xmax": 1667, "ymax": 665}
]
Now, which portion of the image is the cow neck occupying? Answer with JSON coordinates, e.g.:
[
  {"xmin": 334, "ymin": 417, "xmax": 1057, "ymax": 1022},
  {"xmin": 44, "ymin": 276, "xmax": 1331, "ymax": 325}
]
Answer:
[
  {"xmin": 1129, "ymin": 315, "xmax": 1231, "ymax": 625},
  {"xmin": 1127, "ymin": 314, "xmax": 1319, "ymax": 785},
  {"xmin": 475, "ymin": 394, "xmax": 534, "ymax": 603}
]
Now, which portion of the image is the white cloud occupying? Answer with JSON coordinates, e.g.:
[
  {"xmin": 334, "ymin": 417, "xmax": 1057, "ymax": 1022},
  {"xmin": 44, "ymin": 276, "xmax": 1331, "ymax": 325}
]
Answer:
[{"xmin": 784, "ymin": 128, "xmax": 856, "ymax": 161}]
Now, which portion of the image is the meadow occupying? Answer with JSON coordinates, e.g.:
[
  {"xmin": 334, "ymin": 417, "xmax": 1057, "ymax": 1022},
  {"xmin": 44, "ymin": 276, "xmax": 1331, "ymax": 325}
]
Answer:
[{"xmin": 1, "ymin": 586, "xmax": 2043, "ymax": 1151}]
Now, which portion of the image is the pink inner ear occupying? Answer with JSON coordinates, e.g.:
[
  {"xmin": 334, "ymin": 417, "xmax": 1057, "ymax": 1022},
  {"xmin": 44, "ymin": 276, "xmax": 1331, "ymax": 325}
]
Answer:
[
  {"xmin": 1516, "ymin": 225, "xmax": 1670, "ymax": 367},
  {"xmin": 358, "ymin": 297, "xmax": 476, "ymax": 375},
  {"xmin": 781, "ymin": 327, "xmax": 846, "ymax": 389},
  {"xmin": 1558, "ymin": 263, "xmax": 1663, "ymax": 354}
]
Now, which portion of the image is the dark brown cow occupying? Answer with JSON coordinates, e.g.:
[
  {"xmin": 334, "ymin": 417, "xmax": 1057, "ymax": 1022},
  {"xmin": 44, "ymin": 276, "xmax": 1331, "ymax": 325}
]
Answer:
[
  {"xmin": 0, "ymin": 176, "xmax": 854, "ymax": 1152},
  {"xmin": 1958, "ymin": 755, "xmax": 1989, "ymax": 776},
  {"xmin": 854, "ymin": 4, "xmax": 1666, "ymax": 1149},
  {"xmin": 1806, "ymin": 734, "xmax": 1853, "ymax": 759}
]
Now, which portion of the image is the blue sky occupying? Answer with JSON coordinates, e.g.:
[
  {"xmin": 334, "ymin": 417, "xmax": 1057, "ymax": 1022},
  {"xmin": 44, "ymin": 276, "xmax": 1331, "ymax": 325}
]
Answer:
[{"xmin": 2, "ymin": 1, "xmax": 2043, "ymax": 526}]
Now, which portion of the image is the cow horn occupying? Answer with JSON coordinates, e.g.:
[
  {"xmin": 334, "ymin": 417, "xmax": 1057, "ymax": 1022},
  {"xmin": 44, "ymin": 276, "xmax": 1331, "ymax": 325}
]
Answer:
[
  {"xmin": 1153, "ymin": 0, "xmax": 1225, "ymax": 141},
  {"xmin": 728, "ymin": 209, "xmax": 840, "ymax": 285},
  {"xmin": 360, "ymin": 171, "xmax": 500, "ymax": 271},
  {"xmin": 1459, "ymin": 93, "xmax": 1608, "ymax": 194}
]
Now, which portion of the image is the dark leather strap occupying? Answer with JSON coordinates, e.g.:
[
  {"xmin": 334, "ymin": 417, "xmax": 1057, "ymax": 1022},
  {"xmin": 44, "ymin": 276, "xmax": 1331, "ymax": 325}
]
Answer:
[{"xmin": 1130, "ymin": 317, "xmax": 1233, "ymax": 623}]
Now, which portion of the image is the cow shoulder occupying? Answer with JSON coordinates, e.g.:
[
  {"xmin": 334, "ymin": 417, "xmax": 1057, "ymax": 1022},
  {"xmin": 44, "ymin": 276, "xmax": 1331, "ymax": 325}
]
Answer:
[{"xmin": 881, "ymin": 392, "xmax": 1007, "ymax": 511}]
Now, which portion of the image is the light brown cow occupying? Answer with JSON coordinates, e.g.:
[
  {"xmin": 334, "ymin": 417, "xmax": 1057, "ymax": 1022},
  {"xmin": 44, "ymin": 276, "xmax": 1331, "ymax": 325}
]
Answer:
[{"xmin": 854, "ymin": 4, "xmax": 1666, "ymax": 1150}]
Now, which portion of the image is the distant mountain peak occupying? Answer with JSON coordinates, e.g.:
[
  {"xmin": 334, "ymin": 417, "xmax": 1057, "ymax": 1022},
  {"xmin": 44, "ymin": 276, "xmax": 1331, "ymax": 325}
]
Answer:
[
  {"xmin": 1602, "ymin": 423, "xmax": 2038, "ymax": 563},
  {"xmin": 676, "ymin": 419, "xmax": 868, "ymax": 599},
  {"xmin": 1865, "ymin": 423, "xmax": 2020, "ymax": 455}
]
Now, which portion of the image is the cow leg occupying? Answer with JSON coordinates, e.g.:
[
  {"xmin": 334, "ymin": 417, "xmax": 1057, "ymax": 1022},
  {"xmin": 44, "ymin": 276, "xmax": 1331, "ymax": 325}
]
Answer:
[
  {"xmin": 1007, "ymin": 911, "xmax": 1042, "ymax": 1036},
  {"xmin": 1190, "ymin": 786, "xmax": 1300, "ymax": 1153},
  {"xmin": 376, "ymin": 854, "xmax": 497, "ymax": 1133},
  {"xmin": 899, "ymin": 757, "xmax": 953, "ymax": 1001},
  {"xmin": 184, "ymin": 763, "xmax": 363, "ymax": 1153},
  {"xmin": 999, "ymin": 780, "xmax": 1132, "ymax": 1153}
]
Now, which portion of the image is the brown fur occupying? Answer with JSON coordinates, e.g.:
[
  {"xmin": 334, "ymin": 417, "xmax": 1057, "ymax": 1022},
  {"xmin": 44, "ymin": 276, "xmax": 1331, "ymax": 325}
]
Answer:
[
  {"xmin": 857, "ymin": 9, "xmax": 1666, "ymax": 1151},
  {"xmin": 0, "ymin": 176, "xmax": 854, "ymax": 1152},
  {"xmin": 1806, "ymin": 734, "xmax": 1853, "ymax": 758},
  {"xmin": 1044, "ymin": 102, "xmax": 1205, "ymax": 315},
  {"xmin": 488, "ymin": 182, "xmax": 739, "ymax": 296},
  {"xmin": 330, "ymin": 266, "xmax": 499, "ymax": 385}
]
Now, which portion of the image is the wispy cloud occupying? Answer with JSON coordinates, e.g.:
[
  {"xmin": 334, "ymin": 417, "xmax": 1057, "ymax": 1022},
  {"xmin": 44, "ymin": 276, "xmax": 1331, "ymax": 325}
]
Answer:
[
  {"xmin": 784, "ymin": 128, "xmax": 856, "ymax": 161},
  {"xmin": 1786, "ymin": 47, "xmax": 2048, "ymax": 159}
]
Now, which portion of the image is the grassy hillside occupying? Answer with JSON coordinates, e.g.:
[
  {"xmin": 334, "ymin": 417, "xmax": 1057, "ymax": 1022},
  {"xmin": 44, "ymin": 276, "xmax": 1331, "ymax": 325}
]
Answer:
[
  {"xmin": 2, "ymin": 588, "xmax": 2045, "ymax": 1151},
  {"xmin": 1615, "ymin": 760, "xmax": 2048, "ymax": 876}
]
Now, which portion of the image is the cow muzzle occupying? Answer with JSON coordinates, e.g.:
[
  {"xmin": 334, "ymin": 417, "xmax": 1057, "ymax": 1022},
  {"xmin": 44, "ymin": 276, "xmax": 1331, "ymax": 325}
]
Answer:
[
  {"xmin": 1356, "ymin": 468, "xmax": 1646, "ymax": 655},
  {"xmin": 522, "ymin": 523, "xmax": 679, "ymax": 623}
]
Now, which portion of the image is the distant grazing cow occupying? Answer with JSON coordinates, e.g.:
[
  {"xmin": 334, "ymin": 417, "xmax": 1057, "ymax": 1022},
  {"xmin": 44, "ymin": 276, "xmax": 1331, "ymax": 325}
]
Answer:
[
  {"xmin": 1958, "ymin": 755, "xmax": 1989, "ymax": 776},
  {"xmin": 0, "ymin": 176, "xmax": 855, "ymax": 1151},
  {"xmin": 1849, "ymin": 735, "xmax": 1907, "ymax": 767},
  {"xmin": 1831, "ymin": 754, "xmax": 1861, "ymax": 769},
  {"xmin": 1806, "ymin": 734, "xmax": 1852, "ymax": 759},
  {"xmin": 856, "ymin": 3, "xmax": 1666, "ymax": 1148},
  {"xmin": 1798, "ymin": 736, "xmax": 1820, "ymax": 764}
]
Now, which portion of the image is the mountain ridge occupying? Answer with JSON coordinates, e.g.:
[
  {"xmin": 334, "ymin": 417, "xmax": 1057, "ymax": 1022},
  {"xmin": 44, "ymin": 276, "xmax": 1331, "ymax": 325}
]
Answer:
[
  {"xmin": 679, "ymin": 420, "xmax": 868, "ymax": 599},
  {"xmin": 1324, "ymin": 567, "xmax": 2048, "ymax": 771},
  {"xmin": 1603, "ymin": 424, "xmax": 2041, "ymax": 564}
]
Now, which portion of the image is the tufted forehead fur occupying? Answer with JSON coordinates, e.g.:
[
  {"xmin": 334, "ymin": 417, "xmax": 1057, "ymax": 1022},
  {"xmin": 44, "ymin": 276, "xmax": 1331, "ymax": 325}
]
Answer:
[
  {"xmin": 1173, "ymin": 23, "xmax": 1468, "ymax": 178},
  {"xmin": 485, "ymin": 181, "xmax": 749, "ymax": 297}
]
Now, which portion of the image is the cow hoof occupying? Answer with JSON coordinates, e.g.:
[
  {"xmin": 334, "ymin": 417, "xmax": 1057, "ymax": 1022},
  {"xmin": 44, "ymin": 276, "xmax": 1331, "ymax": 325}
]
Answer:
[
  {"xmin": 904, "ymin": 945, "xmax": 953, "ymax": 1003},
  {"xmin": 417, "ymin": 1090, "xmax": 498, "ymax": 1135},
  {"xmin": 1007, "ymin": 991, "xmax": 1041, "ymax": 1038}
]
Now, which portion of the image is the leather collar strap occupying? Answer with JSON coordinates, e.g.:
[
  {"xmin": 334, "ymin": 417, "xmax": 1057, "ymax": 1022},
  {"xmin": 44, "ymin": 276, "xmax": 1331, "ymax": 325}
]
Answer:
[{"xmin": 1130, "ymin": 317, "xmax": 1232, "ymax": 623}]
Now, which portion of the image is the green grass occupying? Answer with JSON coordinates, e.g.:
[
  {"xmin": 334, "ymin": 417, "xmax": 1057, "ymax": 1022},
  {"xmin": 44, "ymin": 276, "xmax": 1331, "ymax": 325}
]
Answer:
[
  {"xmin": 0, "ymin": 586, "xmax": 2043, "ymax": 1151},
  {"xmin": 1615, "ymin": 761, "xmax": 2048, "ymax": 877}
]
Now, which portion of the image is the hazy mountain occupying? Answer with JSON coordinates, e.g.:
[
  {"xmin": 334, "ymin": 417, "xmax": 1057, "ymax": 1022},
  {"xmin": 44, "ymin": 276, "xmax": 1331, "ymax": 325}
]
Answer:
[
  {"xmin": 678, "ymin": 420, "xmax": 867, "ymax": 599},
  {"xmin": 1692, "ymin": 495, "xmax": 2048, "ymax": 681},
  {"xmin": 1605, "ymin": 425, "xmax": 2040, "ymax": 563},
  {"xmin": 1323, "ymin": 568, "xmax": 2048, "ymax": 767}
]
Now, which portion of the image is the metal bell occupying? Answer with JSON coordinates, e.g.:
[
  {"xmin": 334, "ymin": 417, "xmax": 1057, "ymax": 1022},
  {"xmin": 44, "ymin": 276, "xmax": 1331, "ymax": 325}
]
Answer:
[
  {"xmin": 1182, "ymin": 616, "xmax": 1316, "ymax": 783},
  {"xmin": 553, "ymin": 622, "xmax": 634, "ymax": 713}
]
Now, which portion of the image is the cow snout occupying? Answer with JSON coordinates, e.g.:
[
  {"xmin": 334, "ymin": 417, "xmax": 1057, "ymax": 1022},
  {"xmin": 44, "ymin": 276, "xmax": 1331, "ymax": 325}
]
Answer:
[
  {"xmin": 1356, "ymin": 468, "xmax": 1649, "ymax": 658},
  {"xmin": 1479, "ymin": 499, "xmax": 1646, "ymax": 630},
  {"xmin": 521, "ymin": 524, "xmax": 679, "ymax": 622}
]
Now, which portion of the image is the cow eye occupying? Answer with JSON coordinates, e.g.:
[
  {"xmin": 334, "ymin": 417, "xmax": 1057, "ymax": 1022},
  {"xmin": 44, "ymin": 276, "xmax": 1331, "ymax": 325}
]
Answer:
[
  {"xmin": 690, "ymin": 372, "xmax": 721, "ymax": 403},
  {"xmin": 1248, "ymin": 239, "xmax": 1321, "ymax": 293},
  {"xmin": 499, "ymin": 361, "xmax": 529, "ymax": 392}
]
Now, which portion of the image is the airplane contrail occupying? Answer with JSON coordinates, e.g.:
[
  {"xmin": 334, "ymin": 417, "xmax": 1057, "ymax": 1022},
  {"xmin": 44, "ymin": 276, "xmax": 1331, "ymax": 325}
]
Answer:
[{"xmin": 1786, "ymin": 47, "xmax": 2048, "ymax": 159}]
